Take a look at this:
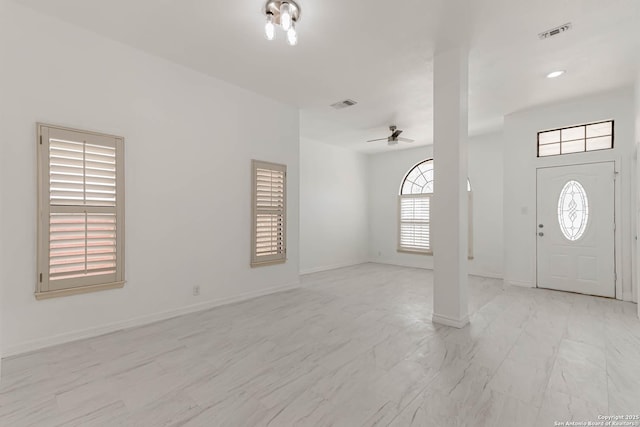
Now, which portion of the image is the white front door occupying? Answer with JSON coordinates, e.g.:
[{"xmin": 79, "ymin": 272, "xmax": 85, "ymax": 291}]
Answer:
[{"xmin": 536, "ymin": 162, "xmax": 615, "ymax": 297}]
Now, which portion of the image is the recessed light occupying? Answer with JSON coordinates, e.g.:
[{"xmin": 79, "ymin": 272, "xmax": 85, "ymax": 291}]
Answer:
[{"xmin": 546, "ymin": 70, "xmax": 565, "ymax": 79}]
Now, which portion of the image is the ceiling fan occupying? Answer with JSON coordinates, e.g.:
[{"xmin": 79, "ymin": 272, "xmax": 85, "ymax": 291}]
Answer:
[{"xmin": 366, "ymin": 125, "xmax": 415, "ymax": 145}]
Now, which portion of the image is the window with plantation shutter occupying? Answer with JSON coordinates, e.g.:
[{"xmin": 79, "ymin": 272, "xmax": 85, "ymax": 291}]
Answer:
[
  {"xmin": 251, "ymin": 160, "xmax": 286, "ymax": 267},
  {"xmin": 399, "ymin": 194, "xmax": 431, "ymax": 252},
  {"xmin": 37, "ymin": 124, "xmax": 125, "ymax": 299},
  {"xmin": 398, "ymin": 159, "xmax": 473, "ymax": 257}
]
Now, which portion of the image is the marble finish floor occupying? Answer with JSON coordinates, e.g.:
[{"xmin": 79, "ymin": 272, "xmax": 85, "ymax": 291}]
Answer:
[{"xmin": 1, "ymin": 263, "xmax": 639, "ymax": 426}]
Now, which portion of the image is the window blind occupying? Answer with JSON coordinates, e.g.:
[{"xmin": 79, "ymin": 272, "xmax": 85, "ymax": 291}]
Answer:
[
  {"xmin": 251, "ymin": 160, "xmax": 286, "ymax": 266},
  {"xmin": 38, "ymin": 124, "xmax": 124, "ymax": 297},
  {"xmin": 49, "ymin": 212, "xmax": 117, "ymax": 280},
  {"xmin": 398, "ymin": 159, "xmax": 473, "ymax": 257},
  {"xmin": 399, "ymin": 194, "xmax": 431, "ymax": 253}
]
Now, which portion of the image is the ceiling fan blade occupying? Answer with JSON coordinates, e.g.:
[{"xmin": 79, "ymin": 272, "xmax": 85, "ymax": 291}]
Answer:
[
  {"xmin": 391, "ymin": 129, "xmax": 403, "ymax": 139},
  {"xmin": 397, "ymin": 137, "xmax": 415, "ymax": 143},
  {"xmin": 366, "ymin": 138, "xmax": 388, "ymax": 142}
]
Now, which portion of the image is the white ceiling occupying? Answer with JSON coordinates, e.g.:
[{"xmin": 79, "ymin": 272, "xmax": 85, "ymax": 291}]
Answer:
[{"xmin": 16, "ymin": 0, "xmax": 640, "ymax": 153}]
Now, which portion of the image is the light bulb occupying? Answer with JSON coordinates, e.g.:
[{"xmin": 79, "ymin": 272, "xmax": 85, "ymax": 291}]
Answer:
[
  {"xmin": 280, "ymin": 2, "xmax": 292, "ymax": 31},
  {"xmin": 287, "ymin": 25, "xmax": 297, "ymax": 46},
  {"xmin": 265, "ymin": 14, "xmax": 275, "ymax": 40}
]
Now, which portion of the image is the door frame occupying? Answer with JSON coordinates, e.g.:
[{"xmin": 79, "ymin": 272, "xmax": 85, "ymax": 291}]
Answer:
[{"xmin": 535, "ymin": 160, "xmax": 619, "ymax": 298}]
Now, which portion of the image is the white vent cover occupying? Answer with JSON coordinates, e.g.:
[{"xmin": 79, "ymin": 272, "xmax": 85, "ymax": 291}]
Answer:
[
  {"xmin": 539, "ymin": 23, "xmax": 572, "ymax": 40},
  {"xmin": 330, "ymin": 99, "xmax": 358, "ymax": 109}
]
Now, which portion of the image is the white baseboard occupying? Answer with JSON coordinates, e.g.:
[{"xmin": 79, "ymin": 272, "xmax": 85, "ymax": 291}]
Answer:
[
  {"xmin": 432, "ymin": 313, "xmax": 470, "ymax": 328},
  {"xmin": 300, "ymin": 261, "xmax": 366, "ymax": 275},
  {"xmin": 4, "ymin": 281, "xmax": 300, "ymax": 358},
  {"xmin": 506, "ymin": 280, "xmax": 535, "ymax": 288},
  {"xmin": 469, "ymin": 272, "xmax": 504, "ymax": 280},
  {"xmin": 368, "ymin": 261, "xmax": 504, "ymax": 281},
  {"xmin": 370, "ymin": 260, "xmax": 433, "ymax": 270}
]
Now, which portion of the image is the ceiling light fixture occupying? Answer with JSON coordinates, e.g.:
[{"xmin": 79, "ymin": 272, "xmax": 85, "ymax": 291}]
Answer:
[
  {"xmin": 546, "ymin": 70, "xmax": 565, "ymax": 79},
  {"xmin": 264, "ymin": 0, "xmax": 301, "ymax": 46}
]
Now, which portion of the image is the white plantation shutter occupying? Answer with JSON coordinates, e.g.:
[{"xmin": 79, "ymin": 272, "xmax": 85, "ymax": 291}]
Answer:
[
  {"xmin": 397, "ymin": 192, "xmax": 473, "ymax": 255},
  {"xmin": 37, "ymin": 124, "xmax": 125, "ymax": 298},
  {"xmin": 251, "ymin": 160, "xmax": 286, "ymax": 266},
  {"xmin": 398, "ymin": 159, "xmax": 473, "ymax": 256},
  {"xmin": 49, "ymin": 213, "xmax": 117, "ymax": 281},
  {"xmin": 398, "ymin": 194, "xmax": 431, "ymax": 253}
]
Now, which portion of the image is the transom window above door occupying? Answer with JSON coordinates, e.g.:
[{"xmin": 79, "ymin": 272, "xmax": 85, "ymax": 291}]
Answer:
[{"xmin": 537, "ymin": 120, "xmax": 614, "ymax": 157}]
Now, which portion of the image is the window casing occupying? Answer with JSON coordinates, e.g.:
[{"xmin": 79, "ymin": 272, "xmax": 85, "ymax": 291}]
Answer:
[
  {"xmin": 251, "ymin": 160, "xmax": 287, "ymax": 267},
  {"xmin": 537, "ymin": 120, "xmax": 614, "ymax": 157},
  {"xmin": 398, "ymin": 194, "xmax": 432, "ymax": 253},
  {"xmin": 398, "ymin": 159, "xmax": 473, "ymax": 257},
  {"xmin": 37, "ymin": 124, "xmax": 125, "ymax": 299}
]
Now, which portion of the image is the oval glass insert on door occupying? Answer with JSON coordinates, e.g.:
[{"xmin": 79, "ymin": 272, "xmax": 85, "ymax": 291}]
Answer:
[{"xmin": 557, "ymin": 180, "xmax": 589, "ymax": 241}]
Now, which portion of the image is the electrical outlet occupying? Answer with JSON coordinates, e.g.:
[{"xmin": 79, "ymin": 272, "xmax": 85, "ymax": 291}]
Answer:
[{"xmin": 193, "ymin": 285, "xmax": 200, "ymax": 296}]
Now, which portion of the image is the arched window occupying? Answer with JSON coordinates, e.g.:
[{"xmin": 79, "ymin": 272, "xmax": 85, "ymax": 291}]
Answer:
[
  {"xmin": 401, "ymin": 159, "xmax": 435, "ymax": 195},
  {"xmin": 398, "ymin": 159, "xmax": 473, "ymax": 255},
  {"xmin": 399, "ymin": 159, "xmax": 471, "ymax": 195}
]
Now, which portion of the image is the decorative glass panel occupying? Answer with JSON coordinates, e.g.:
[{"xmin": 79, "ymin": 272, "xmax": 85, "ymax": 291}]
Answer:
[{"xmin": 557, "ymin": 180, "xmax": 589, "ymax": 241}]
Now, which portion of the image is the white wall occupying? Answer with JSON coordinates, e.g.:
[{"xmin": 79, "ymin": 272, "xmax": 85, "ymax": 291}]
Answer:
[
  {"xmin": 0, "ymin": 0, "xmax": 10, "ymax": 373},
  {"xmin": 299, "ymin": 139, "xmax": 368, "ymax": 274},
  {"xmin": 368, "ymin": 145, "xmax": 433, "ymax": 269},
  {"xmin": 0, "ymin": 156, "xmax": 3, "ymax": 369},
  {"xmin": 0, "ymin": 2, "xmax": 300, "ymax": 356},
  {"xmin": 636, "ymin": 75, "xmax": 640, "ymax": 309},
  {"xmin": 468, "ymin": 133, "xmax": 504, "ymax": 278},
  {"xmin": 367, "ymin": 132, "xmax": 504, "ymax": 278},
  {"xmin": 503, "ymin": 88, "xmax": 636, "ymax": 302}
]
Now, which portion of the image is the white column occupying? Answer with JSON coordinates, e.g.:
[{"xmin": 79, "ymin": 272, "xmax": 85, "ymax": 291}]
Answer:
[{"xmin": 431, "ymin": 46, "xmax": 470, "ymax": 328}]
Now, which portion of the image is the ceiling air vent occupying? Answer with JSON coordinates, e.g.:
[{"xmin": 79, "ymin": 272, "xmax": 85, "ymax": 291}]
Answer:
[
  {"xmin": 539, "ymin": 23, "xmax": 572, "ymax": 40},
  {"xmin": 330, "ymin": 99, "xmax": 358, "ymax": 110}
]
